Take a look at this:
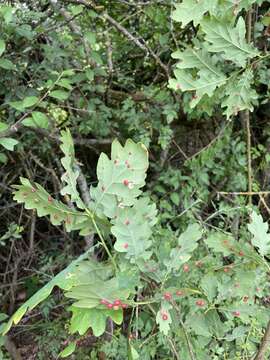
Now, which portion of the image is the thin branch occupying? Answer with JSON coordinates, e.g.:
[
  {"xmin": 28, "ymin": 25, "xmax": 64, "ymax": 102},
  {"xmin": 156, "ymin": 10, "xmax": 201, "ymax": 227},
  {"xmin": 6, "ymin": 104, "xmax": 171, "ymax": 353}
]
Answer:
[
  {"xmin": 172, "ymin": 301, "xmax": 196, "ymax": 360},
  {"xmin": 64, "ymin": 0, "xmax": 170, "ymax": 78},
  {"xmin": 74, "ymin": 164, "xmax": 94, "ymax": 248},
  {"xmin": 259, "ymin": 195, "xmax": 270, "ymax": 216},
  {"xmin": 244, "ymin": 8, "xmax": 253, "ymax": 206},
  {"xmin": 217, "ymin": 191, "xmax": 270, "ymax": 196}
]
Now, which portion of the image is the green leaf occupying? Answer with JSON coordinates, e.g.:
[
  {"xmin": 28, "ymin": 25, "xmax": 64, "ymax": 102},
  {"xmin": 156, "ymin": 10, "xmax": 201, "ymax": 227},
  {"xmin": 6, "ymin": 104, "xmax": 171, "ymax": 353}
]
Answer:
[
  {"xmin": 60, "ymin": 129, "xmax": 85, "ymax": 209},
  {"xmin": 167, "ymin": 223, "xmax": 202, "ymax": 271},
  {"xmin": 57, "ymin": 78, "xmax": 73, "ymax": 90},
  {"xmin": 248, "ymin": 211, "xmax": 270, "ymax": 256},
  {"xmin": 2, "ymin": 253, "xmax": 94, "ymax": 334},
  {"xmin": 59, "ymin": 342, "xmax": 76, "ymax": 358},
  {"xmin": 221, "ymin": 70, "xmax": 258, "ymax": 118},
  {"xmin": 130, "ymin": 346, "xmax": 140, "ymax": 360},
  {"xmin": 170, "ymin": 192, "xmax": 180, "ymax": 206},
  {"xmin": 85, "ymin": 68, "xmax": 94, "ymax": 81},
  {"xmin": 49, "ymin": 90, "xmax": 69, "ymax": 100},
  {"xmin": 8, "ymin": 101, "xmax": 25, "ymax": 112},
  {"xmin": 0, "ymin": 122, "xmax": 8, "ymax": 132},
  {"xmin": 0, "ymin": 39, "xmax": 5, "ymax": 57},
  {"xmin": 91, "ymin": 139, "xmax": 148, "ymax": 218},
  {"xmin": 0, "ymin": 59, "xmax": 15, "ymax": 70},
  {"xmin": 215, "ymin": 1, "xmax": 258, "ymax": 17},
  {"xmin": 200, "ymin": 274, "xmax": 218, "ymax": 301},
  {"xmin": 16, "ymin": 25, "xmax": 33, "ymax": 40},
  {"xmin": 204, "ymin": 232, "xmax": 235, "ymax": 256},
  {"xmin": 112, "ymin": 197, "xmax": 157, "ymax": 261},
  {"xmin": 85, "ymin": 31, "xmax": 96, "ymax": 45},
  {"xmin": 62, "ymin": 69, "xmax": 75, "ymax": 76},
  {"xmin": 22, "ymin": 96, "xmax": 39, "ymax": 108},
  {"xmin": 201, "ymin": 17, "xmax": 259, "ymax": 67},
  {"xmin": 172, "ymin": 0, "xmax": 218, "ymax": 27},
  {"xmin": 169, "ymin": 67, "xmax": 226, "ymax": 107},
  {"xmin": 0, "ymin": 137, "xmax": 18, "ymax": 151},
  {"xmin": 22, "ymin": 112, "xmax": 49, "ymax": 129},
  {"xmin": 262, "ymin": 14, "xmax": 270, "ymax": 26},
  {"xmin": 156, "ymin": 302, "xmax": 172, "ymax": 335},
  {"xmin": 65, "ymin": 276, "xmax": 130, "ymax": 309},
  {"xmin": 0, "ymin": 153, "xmax": 7, "ymax": 164},
  {"xmin": 69, "ymin": 307, "xmax": 109, "ymax": 336},
  {"xmin": 12, "ymin": 177, "xmax": 85, "ymax": 230},
  {"xmin": 170, "ymin": 45, "xmax": 227, "ymax": 106},
  {"xmin": 186, "ymin": 310, "xmax": 225, "ymax": 338},
  {"xmin": 0, "ymin": 5, "xmax": 13, "ymax": 24},
  {"xmin": 186, "ymin": 314, "xmax": 211, "ymax": 337}
]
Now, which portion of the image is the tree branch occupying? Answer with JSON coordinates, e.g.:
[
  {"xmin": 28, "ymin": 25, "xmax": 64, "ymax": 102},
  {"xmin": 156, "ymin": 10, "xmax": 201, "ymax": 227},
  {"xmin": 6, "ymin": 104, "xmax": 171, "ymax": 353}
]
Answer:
[{"xmin": 63, "ymin": 0, "xmax": 170, "ymax": 78}]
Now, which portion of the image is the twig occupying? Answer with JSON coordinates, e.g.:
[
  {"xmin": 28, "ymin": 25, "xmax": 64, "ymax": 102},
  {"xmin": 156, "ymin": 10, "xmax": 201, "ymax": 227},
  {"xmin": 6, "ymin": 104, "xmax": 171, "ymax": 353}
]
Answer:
[
  {"xmin": 186, "ymin": 122, "xmax": 230, "ymax": 162},
  {"xmin": 0, "ymin": 73, "xmax": 63, "ymax": 140},
  {"xmin": 244, "ymin": 8, "xmax": 253, "ymax": 206},
  {"xmin": 259, "ymin": 195, "xmax": 270, "ymax": 216},
  {"xmin": 172, "ymin": 139, "xmax": 188, "ymax": 160},
  {"xmin": 65, "ymin": 0, "xmax": 170, "ymax": 78},
  {"xmin": 167, "ymin": 336, "xmax": 181, "ymax": 360},
  {"xmin": 217, "ymin": 191, "xmax": 270, "ymax": 196},
  {"xmin": 172, "ymin": 301, "xmax": 196, "ymax": 360},
  {"xmin": 253, "ymin": 320, "xmax": 270, "ymax": 360},
  {"xmin": 28, "ymin": 210, "xmax": 36, "ymax": 253},
  {"xmin": 50, "ymin": 0, "xmax": 96, "ymax": 67},
  {"xmin": 74, "ymin": 164, "xmax": 94, "ymax": 248}
]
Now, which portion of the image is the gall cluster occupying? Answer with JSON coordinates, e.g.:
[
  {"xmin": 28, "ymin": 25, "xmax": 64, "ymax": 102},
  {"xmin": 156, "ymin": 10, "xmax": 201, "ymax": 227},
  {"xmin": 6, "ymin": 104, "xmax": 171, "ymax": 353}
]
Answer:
[{"xmin": 100, "ymin": 298, "xmax": 128, "ymax": 310}]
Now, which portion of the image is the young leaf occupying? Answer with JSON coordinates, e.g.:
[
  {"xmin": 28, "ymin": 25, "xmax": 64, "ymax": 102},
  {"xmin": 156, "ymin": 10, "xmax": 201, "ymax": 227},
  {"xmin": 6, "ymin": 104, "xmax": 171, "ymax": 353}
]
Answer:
[
  {"xmin": 69, "ymin": 307, "xmax": 123, "ymax": 337},
  {"xmin": 0, "ymin": 39, "xmax": 5, "ymax": 57},
  {"xmin": 12, "ymin": 177, "xmax": 85, "ymax": 230},
  {"xmin": 0, "ymin": 122, "xmax": 8, "ymax": 132},
  {"xmin": 204, "ymin": 232, "xmax": 235, "ymax": 256},
  {"xmin": 22, "ymin": 112, "xmax": 49, "ymax": 129},
  {"xmin": 60, "ymin": 129, "xmax": 85, "ymax": 209},
  {"xmin": 22, "ymin": 96, "xmax": 39, "ymax": 108},
  {"xmin": 112, "ymin": 197, "xmax": 157, "ymax": 261},
  {"xmin": 49, "ymin": 90, "xmax": 69, "ymax": 100},
  {"xmin": 221, "ymin": 70, "xmax": 258, "ymax": 118},
  {"xmin": 0, "ymin": 5, "xmax": 13, "ymax": 24},
  {"xmin": 2, "ymin": 252, "xmax": 94, "ymax": 334},
  {"xmin": 169, "ymin": 67, "xmax": 226, "ymax": 107},
  {"xmin": 91, "ymin": 139, "xmax": 148, "ymax": 218},
  {"xmin": 0, "ymin": 137, "xmax": 18, "ymax": 151},
  {"xmin": 172, "ymin": 0, "xmax": 218, "ymax": 27},
  {"xmin": 156, "ymin": 302, "xmax": 172, "ymax": 335},
  {"xmin": 59, "ymin": 342, "xmax": 76, "ymax": 358},
  {"xmin": 65, "ymin": 277, "xmax": 130, "ymax": 308},
  {"xmin": 167, "ymin": 223, "xmax": 202, "ymax": 271},
  {"xmin": 201, "ymin": 17, "xmax": 259, "ymax": 67},
  {"xmin": 0, "ymin": 59, "xmax": 15, "ymax": 70},
  {"xmin": 248, "ymin": 211, "xmax": 270, "ymax": 256}
]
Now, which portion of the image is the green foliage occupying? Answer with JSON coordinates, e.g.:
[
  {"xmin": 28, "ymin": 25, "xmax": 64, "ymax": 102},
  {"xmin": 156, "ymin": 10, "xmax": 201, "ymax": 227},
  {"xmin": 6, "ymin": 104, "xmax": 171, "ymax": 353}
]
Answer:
[
  {"xmin": 2, "ymin": 132, "xmax": 270, "ymax": 359},
  {"xmin": 201, "ymin": 16, "xmax": 259, "ymax": 67},
  {"xmin": 0, "ymin": 1, "xmax": 270, "ymax": 359},
  {"xmin": 170, "ymin": 0, "xmax": 267, "ymax": 119},
  {"xmin": 248, "ymin": 211, "xmax": 270, "ymax": 256}
]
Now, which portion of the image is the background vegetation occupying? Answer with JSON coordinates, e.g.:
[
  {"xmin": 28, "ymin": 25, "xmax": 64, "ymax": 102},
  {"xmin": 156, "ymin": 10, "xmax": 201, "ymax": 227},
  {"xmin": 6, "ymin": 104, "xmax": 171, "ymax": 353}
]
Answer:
[{"xmin": 0, "ymin": 0, "xmax": 270, "ymax": 359}]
